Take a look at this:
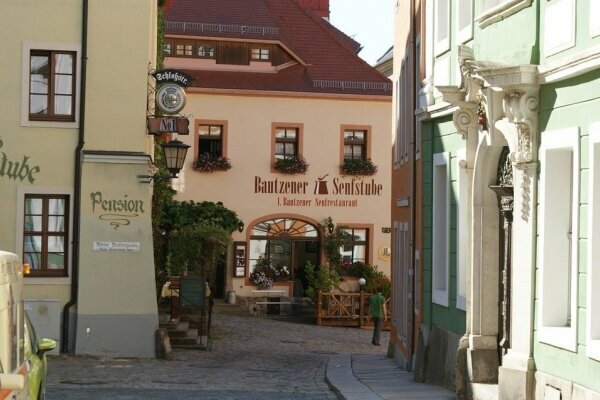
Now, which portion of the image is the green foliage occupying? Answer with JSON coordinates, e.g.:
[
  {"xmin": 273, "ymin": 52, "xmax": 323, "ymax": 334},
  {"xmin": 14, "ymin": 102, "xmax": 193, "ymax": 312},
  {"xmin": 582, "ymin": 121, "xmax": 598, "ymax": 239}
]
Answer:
[
  {"xmin": 160, "ymin": 200, "xmax": 242, "ymax": 234},
  {"xmin": 342, "ymin": 158, "xmax": 378, "ymax": 175},
  {"xmin": 320, "ymin": 217, "xmax": 353, "ymax": 269},
  {"xmin": 168, "ymin": 224, "xmax": 231, "ymax": 283},
  {"xmin": 156, "ymin": 1, "xmax": 165, "ymax": 70},
  {"xmin": 356, "ymin": 262, "xmax": 391, "ymax": 299},
  {"xmin": 304, "ymin": 262, "xmax": 340, "ymax": 301},
  {"xmin": 273, "ymin": 155, "xmax": 309, "ymax": 174}
]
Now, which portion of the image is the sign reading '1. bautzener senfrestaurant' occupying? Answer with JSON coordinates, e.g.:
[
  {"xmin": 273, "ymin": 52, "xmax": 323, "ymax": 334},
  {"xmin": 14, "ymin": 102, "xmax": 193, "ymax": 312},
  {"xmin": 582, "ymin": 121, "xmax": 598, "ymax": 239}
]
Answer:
[{"xmin": 254, "ymin": 175, "xmax": 383, "ymax": 208}]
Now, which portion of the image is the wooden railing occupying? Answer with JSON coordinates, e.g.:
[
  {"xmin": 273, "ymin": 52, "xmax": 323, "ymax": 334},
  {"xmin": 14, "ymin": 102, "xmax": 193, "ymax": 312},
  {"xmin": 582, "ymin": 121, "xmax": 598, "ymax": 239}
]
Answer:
[{"xmin": 316, "ymin": 289, "xmax": 392, "ymax": 329}]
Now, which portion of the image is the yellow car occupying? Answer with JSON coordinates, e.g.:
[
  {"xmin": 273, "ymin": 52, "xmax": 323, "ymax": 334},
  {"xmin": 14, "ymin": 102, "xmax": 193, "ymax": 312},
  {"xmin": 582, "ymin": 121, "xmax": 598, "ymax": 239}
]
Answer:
[{"xmin": 23, "ymin": 312, "xmax": 56, "ymax": 400}]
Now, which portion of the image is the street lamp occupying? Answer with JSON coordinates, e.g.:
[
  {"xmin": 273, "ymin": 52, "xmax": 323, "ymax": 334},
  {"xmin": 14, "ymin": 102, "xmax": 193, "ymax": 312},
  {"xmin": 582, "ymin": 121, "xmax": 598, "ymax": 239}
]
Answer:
[
  {"xmin": 162, "ymin": 139, "xmax": 190, "ymax": 178},
  {"xmin": 138, "ymin": 138, "xmax": 190, "ymax": 183},
  {"xmin": 358, "ymin": 277, "xmax": 366, "ymax": 291}
]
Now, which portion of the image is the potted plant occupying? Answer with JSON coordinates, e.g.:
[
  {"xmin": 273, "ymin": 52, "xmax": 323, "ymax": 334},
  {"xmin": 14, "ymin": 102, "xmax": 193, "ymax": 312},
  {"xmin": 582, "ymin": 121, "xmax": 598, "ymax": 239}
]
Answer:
[
  {"xmin": 273, "ymin": 155, "xmax": 309, "ymax": 174},
  {"xmin": 342, "ymin": 158, "xmax": 377, "ymax": 176},
  {"xmin": 193, "ymin": 153, "xmax": 232, "ymax": 172}
]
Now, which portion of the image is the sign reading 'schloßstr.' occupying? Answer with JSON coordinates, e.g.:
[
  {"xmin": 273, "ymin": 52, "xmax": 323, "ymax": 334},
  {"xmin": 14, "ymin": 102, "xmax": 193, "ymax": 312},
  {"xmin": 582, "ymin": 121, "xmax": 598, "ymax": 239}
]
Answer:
[{"xmin": 254, "ymin": 175, "xmax": 383, "ymax": 208}]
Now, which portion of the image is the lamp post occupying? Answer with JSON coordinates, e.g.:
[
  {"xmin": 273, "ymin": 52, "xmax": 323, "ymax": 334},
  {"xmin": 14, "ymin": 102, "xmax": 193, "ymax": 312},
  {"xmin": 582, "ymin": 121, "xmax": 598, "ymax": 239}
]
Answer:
[
  {"xmin": 138, "ymin": 138, "xmax": 190, "ymax": 183},
  {"xmin": 358, "ymin": 277, "xmax": 366, "ymax": 327}
]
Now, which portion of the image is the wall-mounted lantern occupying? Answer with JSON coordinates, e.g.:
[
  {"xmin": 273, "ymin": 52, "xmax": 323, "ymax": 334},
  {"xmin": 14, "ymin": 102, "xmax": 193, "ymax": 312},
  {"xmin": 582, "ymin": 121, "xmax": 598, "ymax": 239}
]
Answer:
[{"xmin": 138, "ymin": 139, "xmax": 190, "ymax": 183}]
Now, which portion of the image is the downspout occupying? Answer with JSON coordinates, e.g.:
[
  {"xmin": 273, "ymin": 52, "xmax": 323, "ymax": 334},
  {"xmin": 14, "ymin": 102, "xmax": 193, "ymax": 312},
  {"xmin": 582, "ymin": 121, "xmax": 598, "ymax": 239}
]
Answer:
[
  {"xmin": 61, "ymin": 0, "xmax": 88, "ymax": 354},
  {"xmin": 409, "ymin": 0, "xmax": 417, "ymax": 368}
]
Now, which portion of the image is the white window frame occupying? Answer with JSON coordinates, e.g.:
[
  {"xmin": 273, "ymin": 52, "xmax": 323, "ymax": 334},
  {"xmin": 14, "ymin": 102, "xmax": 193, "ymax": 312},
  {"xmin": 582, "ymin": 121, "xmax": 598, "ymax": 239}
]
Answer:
[
  {"xmin": 434, "ymin": 0, "xmax": 451, "ymax": 56},
  {"xmin": 456, "ymin": 148, "xmax": 468, "ymax": 310},
  {"xmin": 456, "ymin": 0, "xmax": 474, "ymax": 44},
  {"xmin": 591, "ymin": 1, "xmax": 600, "ymax": 38},
  {"xmin": 476, "ymin": 0, "xmax": 532, "ymax": 28},
  {"xmin": 432, "ymin": 152, "xmax": 450, "ymax": 307},
  {"xmin": 15, "ymin": 185, "xmax": 74, "ymax": 285},
  {"xmin": 537, "ymin": 127, "xmax": 579, "ymax": 352},
  {"xmin": 543, "ymin": 0, "xmax": 576, "ymax": 57},
  {"xmin": 587, "ymin": 123, "xmax": 600, "ymax": 360},
  {"xmin": 21, "ymin": 41, "xmax": 81, "ymax": 129}
]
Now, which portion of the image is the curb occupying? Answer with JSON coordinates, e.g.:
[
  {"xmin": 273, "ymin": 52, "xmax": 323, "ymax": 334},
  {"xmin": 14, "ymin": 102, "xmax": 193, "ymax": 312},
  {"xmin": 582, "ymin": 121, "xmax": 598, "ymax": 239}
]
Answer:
[{"xmin": 325, "ymin": 355, "xmax": 382, "ymax": 400}]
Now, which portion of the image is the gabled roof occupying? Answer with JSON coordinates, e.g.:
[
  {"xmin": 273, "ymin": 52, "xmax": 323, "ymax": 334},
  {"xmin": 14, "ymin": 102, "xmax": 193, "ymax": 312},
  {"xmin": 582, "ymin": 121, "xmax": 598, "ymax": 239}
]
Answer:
[{"xmin": 164, "ymin": 0, "xmax": 391, "ymax": 96}]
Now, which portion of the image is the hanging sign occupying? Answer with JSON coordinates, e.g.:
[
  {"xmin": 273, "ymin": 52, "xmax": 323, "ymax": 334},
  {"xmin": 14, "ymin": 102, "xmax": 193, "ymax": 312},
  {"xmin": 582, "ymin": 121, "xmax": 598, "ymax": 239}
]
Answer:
[{"xmin": 151, "ymin": 69, "xmax": 194, "ymax": 87}]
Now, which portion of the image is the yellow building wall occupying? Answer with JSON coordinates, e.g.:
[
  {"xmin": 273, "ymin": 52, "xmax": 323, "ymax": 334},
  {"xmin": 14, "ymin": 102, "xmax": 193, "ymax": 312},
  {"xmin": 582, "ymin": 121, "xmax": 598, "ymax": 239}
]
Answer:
[{"xmin": 172, "ymin": 91, "xmax": 392, "ymax": 298}]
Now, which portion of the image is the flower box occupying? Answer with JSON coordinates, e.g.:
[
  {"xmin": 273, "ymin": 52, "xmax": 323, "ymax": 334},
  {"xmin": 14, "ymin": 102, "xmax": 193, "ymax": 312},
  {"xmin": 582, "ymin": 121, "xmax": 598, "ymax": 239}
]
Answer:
[
  {"xmin": 193, "ymin": 153, "xmax": 232, "ymax": 172},
  {"xmin": 342, "ymin": 158, "xmax": 377, "ymax": 176},
  {"xmin": 273, "ymin": 155, "xmax": 309, "ymax": 174}
]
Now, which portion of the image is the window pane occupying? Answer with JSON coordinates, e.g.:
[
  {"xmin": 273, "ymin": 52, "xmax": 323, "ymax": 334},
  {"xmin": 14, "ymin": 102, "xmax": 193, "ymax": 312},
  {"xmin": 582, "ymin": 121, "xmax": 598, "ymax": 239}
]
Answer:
[
  {"xmin": 176, "ymin": 44, "xmax": 184, "ymax": 55},
  {"xmin": 198, "ymin": 125, "xmax": 209, "ymax": 136},
  {"xmin": 49, "ymin": 198, "xmax": 66, "ymax": 215},
  {"xmin": 209, "ymin": 125, "xmax": 222, "ymax": 136},
  {"xmin": 275, "ymin": 143, "xmax": 284, "ymax": 156},
  {"xmin": 48, "ymin": 216, "xmax": 65, "ymax": 232},
  {"xmin": 54, "ymin": 95, "xmax": 72, "ymax": 115},
  {"xmin": 24, "ymin": 216, "xmax": 42, "ymax": 232},
  {"xmin": 30, "ymin": 95, "xmax": 48, "ymax": 114},
  {"xmin": 26, "ymin": 198, "xmax": 43, "ymax": 214},
  {"xmin": 47, "ymin": 252, "xmax": 65, "ymax": 269},
  {"xmin": 54, "ymin": 53, "xmax": 73, "ymax": 74},
  {"xmin": 354, "ymin": 131, "xmax": 365, "ymax": 141},
  {"xmin": 24, "ymin": 236, "xmax": 42, "ymax": 252},
  {"xmin": 164, "ymin": 43, "xmax": 171, "ymax": 55},
  {"xmin": 344, "ymin": 145, "xmax": 353, "ymax": 158},
  {"xmin": 353, "ymin": 146, "xmax": 363, "ymax": 159},
  {"xmin": 24, "ymin": 253, "xmax": 42, "ymax": 270},
  {"xmin": 286, "ymin": 130, "xmax": 296, "ymax": 139},
  {"xmin": 354, "ymin": 229, "xmax": 367, "ymax": 241},
  {"xmin": 48, "ymin": 236, "xmax": 64, "ymax": 253},
  {"xmin": 275, "ymin": 129, "xmax": 286, "ymax": 139},
  {"xmin": 31, "ymin": 55, "xmax": 49, "ymax": 75},
  {"xmin": 284, "ymin": 143, "xmax": 296, "ymax": 156},
  {"xmin": 30, "ymin": 72, "xmax": 48, "ymax": 94},
  {"xmin": 185, "ymin": 45, "xmax": 193, "ymax": 56},
  {"xmin": 55, "ymin": 75, "xmax": 73, "ymax": 95}
]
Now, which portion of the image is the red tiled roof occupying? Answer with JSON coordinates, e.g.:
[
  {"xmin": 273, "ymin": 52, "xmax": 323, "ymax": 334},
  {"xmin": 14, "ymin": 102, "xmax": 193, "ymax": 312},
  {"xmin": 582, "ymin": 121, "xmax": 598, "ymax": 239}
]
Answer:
[{"xmin": 164, "ymin": 0, "xmax": 391, "ymax": 96}]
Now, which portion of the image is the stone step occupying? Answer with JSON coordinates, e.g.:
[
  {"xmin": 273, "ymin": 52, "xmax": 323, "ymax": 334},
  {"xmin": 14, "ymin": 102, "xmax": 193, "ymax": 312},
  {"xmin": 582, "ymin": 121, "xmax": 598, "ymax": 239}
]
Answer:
[
  {"xmin": 170, "ymin": 335, "xmax": 204, "ymax": 347},
  {"xmin": 168, "ymin": 328, "xmax": 198, "ymax": 338}
]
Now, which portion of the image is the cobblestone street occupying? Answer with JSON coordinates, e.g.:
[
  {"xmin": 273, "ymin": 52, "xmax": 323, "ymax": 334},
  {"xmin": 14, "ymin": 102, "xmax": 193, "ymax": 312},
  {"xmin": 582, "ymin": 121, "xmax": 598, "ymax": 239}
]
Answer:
[{"xmin": 46, "ymin": 305, "xmax": 389, "ymax": 399}]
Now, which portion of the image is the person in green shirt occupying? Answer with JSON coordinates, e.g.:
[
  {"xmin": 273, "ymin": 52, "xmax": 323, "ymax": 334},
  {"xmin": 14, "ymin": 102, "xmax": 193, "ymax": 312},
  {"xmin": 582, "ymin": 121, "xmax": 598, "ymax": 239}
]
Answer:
[{"xmin": 368, "ymin": 290, "xmax": 387, "ymax": 346}]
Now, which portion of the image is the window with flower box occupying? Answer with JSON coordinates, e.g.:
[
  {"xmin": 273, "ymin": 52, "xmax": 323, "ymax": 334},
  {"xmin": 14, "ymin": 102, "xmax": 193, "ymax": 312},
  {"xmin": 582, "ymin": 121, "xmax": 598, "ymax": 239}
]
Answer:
[
  {"xmin": 23, "ymin": 195, "xmax": 69, "ymax": 277},
  {"xmin": 271, "ymin": 123, "xmax": 306, "ymax": 174},
  {"xmin": 340, "ymin": 125, "xmax": 376, "ymax": 175},
  {"xmin": 194, "ymin": 120, "xmax": 230, "ymax": 172}
]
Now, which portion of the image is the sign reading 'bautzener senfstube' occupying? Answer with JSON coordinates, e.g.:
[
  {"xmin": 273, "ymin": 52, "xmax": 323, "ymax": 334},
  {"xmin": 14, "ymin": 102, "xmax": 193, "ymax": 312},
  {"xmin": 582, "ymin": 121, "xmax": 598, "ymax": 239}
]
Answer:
[{"xmin": 254, "ymin": 175, "xmax": 383, "ymax": 208}]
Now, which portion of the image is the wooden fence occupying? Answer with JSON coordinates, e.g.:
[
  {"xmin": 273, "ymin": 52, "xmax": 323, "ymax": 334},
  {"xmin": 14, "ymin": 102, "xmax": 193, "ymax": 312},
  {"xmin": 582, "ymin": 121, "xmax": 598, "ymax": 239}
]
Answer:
[{"xmin": 316, "ymin": 289, "xmax": 392, "ymax": 330}]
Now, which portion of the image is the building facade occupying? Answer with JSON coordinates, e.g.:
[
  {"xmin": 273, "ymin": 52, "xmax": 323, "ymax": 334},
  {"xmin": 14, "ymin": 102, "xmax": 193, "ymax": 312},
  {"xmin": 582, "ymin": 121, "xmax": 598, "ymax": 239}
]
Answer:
[
  {"xmin": 394, "ymin": 0, "xmax": 600, "ymax": 398},
  {"xmin": 163, "ymin": 0, "xmax": 392, "ymax": 300},
  {"xmin": 0, "ymin": 0, "xmax": 160, "ymax": 357}
]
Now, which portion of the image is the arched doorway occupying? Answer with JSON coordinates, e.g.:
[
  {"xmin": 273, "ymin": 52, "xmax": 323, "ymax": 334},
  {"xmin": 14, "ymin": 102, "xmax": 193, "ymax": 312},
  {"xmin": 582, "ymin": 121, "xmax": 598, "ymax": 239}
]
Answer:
[{"xmin": 249, "ymin": 217, "xmax": 320, "ymax": 297}]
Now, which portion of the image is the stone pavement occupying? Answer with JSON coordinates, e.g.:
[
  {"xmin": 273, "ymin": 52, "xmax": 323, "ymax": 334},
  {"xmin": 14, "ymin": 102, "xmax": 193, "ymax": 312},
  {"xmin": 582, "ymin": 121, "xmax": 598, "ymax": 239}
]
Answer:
[
  {"xmin": 326, "ymin": 354, "xmax": 456, "ymax": 400},
  {"xmin": 45, "ymin": 301, "xmax": 455, "ymax": 399}
]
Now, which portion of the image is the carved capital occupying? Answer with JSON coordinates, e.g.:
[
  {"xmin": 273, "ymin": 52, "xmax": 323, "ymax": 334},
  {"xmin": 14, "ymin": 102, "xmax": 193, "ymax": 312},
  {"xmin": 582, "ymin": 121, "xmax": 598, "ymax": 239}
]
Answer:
[
  {"xmin": 503, "ymin": 90, "xmax": 538, "ymax": 129},
  {"xmin": 453, "ymin": 108, "xmax": 477, "ymax": 138}
]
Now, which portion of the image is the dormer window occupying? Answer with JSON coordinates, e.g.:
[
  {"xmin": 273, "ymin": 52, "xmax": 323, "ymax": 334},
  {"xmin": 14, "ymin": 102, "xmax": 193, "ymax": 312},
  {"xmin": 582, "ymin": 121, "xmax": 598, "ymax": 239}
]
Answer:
[
  {"xmin": 197, "ymin": 45, "xmax": 215, "ymax": 58},
  {"xmin": 251, "ymin": 48, "xmax": 270, "ymax": 61}
]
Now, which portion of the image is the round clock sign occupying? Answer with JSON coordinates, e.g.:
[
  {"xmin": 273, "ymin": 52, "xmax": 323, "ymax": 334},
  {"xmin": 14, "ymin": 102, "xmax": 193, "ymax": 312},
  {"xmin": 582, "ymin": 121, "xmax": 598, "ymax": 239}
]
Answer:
[{"xmin": 156, "ymin": 83, "xmax": 186, "ymax": 114}]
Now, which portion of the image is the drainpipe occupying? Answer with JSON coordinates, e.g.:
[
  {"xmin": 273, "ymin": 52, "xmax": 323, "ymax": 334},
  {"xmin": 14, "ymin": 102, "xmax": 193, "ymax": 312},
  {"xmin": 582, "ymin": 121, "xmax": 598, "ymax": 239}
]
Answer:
[
  {"xmin": 409, "ymin": 0, "xmax": 417, "ymax": 369},
  {"xmin": 61, "ymin": 0, "xmax": 88, "ymax": 354}
]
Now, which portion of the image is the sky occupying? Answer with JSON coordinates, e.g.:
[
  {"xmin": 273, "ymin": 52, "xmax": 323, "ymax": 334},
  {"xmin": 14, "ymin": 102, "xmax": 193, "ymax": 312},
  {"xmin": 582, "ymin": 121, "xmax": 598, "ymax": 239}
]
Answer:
[{"xmin": 329, "ymin": 0, "xmax": 395, "ymax": 66}]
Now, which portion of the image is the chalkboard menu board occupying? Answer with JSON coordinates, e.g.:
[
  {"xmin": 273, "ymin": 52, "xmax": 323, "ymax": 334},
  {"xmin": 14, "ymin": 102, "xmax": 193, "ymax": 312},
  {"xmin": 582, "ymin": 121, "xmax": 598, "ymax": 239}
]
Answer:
[{"xmin": 180, "ymin": 276, "xmax": 205, "ymax": 309}]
